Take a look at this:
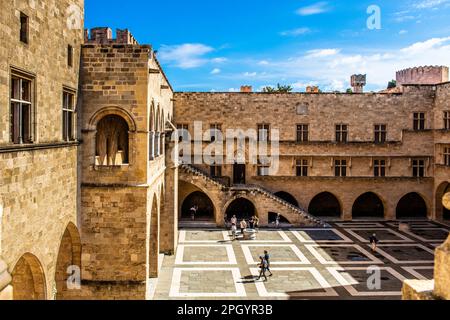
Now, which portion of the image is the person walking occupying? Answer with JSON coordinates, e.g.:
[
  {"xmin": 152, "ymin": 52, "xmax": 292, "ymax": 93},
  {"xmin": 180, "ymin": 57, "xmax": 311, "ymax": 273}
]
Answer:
[
  {"xmin": 257, "ymin": 256, "xmax": 268, "ymax": 282},
  {"xmin": 275, "ymin": 214, "xmax": 281, "ymax": 229},
  {"xmin": 369, "ymin": 233, "xmax": 379, "ymax": 252},
  {"xmin": 240, "ymin": 219, "xmax": 247, "ymax": 236},
  {"xmin": 264, "ymin": 250, "xmax": 273, "ymax": 277},
  {"xmin": 231, "ymin": 215, "xmax": 237, "ymax": 226}
]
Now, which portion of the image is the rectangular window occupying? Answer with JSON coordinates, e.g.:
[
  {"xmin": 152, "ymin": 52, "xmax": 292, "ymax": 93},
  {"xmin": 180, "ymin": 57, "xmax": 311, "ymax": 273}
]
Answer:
[
  {"xmin": 258, "ymin": 124, "xmax": 270, "ymax": 142},
  {"xmin": 296, "ymin": 124, "xmax": 309, "ymax": 142},
  {"xmin": 335, "ymin": 159, "xmax": 347, "ymax": 177},
  {"xmin": 374, "ymin": 124, "xmax": 387, "ymax": 144},
  {"xmin": 296, "ymin": 159, "xmax": 309, "ymax": 177},
  {"xmin": 68, "ymin": 45, "xmax": 73, "ymax": 67},
  {"xmin": 374, "ymin": 159, "xmax": 386, "ymax": 177},
  {"xmin": 20, "ymin": 13, "xmax": 29, "ymax": 44},
  {"xmin": 257, "ymin": 157, "xmax": 270, "ymax": 176},
  {"xmin": 444, "ymin": 147, "xmax": 450, "ymax": 167},
  {"xmin": 210, "ymin": 164, "xmax": 222, "ymax": 177},
  {"xmin": 444, "ymin": 111, "xmax": 450, "ymax": 130},
  {"xmin": 10, "ymin": 72, "xmax": 34, "ymax": 144},
  {"xmin": 336, "ymin": 124, "xmax": 348, "ymax": 143},
  {"xmin": 177, "ymin": 124, "xmax": 189, "ymax": 142},
  {"xmin": 210, "ymin": 123, "xmax": 222, "ymax": 142},
  {"xmin": 412, "ymin": 159, "xmax": 425, "ymax": 178},
  {"xmin": 62, "ymin": 90, "xmax": 76, "ymax": 141},
  {"xmin": 413, "ymin": 113, "xmax": 425, "ymax": 131}
]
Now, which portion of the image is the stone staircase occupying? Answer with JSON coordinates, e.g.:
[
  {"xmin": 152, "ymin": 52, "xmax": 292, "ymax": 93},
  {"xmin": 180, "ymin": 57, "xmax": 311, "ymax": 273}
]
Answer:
[{"xmin": 180, "ymin": 164, "xmax": 328, "ymax": 227}]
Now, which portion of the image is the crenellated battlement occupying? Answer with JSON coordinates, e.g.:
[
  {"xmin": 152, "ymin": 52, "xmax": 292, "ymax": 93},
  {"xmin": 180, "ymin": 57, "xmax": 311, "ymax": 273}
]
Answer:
[
  {"xmin": 84, "ymin": 27, "xmax": 139, "ymax": 45},
  {"xmin": 396, "ymin": 65, "xmax": 449, "ymax": 86}
]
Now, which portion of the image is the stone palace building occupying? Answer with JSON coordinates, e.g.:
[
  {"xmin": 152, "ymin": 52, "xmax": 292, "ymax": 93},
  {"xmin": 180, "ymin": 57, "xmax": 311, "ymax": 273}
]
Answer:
[{"xmin": 0, "ymin": 0, "xmax": 449, "ymax": 300}]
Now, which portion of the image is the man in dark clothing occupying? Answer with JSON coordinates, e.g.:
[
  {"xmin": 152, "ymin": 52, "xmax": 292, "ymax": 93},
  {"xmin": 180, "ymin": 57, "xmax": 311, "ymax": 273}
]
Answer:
[
  {"xmin": 257, "ymin": 256, "xmax": 268, "ymax": 282},
  {"xmin": 264, "ymin": 250, "xmax": 273, "ymax": 277}
]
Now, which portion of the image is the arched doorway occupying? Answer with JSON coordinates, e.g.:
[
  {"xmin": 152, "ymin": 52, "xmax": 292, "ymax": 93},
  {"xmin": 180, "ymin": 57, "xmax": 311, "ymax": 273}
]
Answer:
[
  {"xmin": 352, "ymin": 192, "xmax": 384, "ymax": 219},
  {"xmin": 397, "ymin": 193, "xmax": 428, "ymax": 219},
  {"xmin": 308, "ymin": 192, "xmax": 341, "ymax": 217},
  {"xmin": 55, "ymin": 223, "xmax": 81, "ymax": 300},
  {"xmin": 275, "ymin": 192, "xmax": 299, "ymax": 207},
  {"xmin": 12, "ymin": 253, "xmax": 46, "ymax": 300},
  {"xmin": 226, "ymin": 198, "xmax": 256, "ymax": 221},
  {"xmin": 268, "ymin": 212, "xmax": 290, "ymax": 224},
  {"xmin": 181, "ymin": 191, "xmax": 215, "ymax": 221}
]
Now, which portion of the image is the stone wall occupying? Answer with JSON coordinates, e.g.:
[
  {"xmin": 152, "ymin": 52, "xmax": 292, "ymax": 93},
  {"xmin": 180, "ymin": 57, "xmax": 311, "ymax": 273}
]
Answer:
[
  {"xmin": 397, "ymin": 66, "xmax": 449, "ymax": 86},
  {"xmin": 0, "ymin": 0, "xmax": 83, "ymax": 299}
]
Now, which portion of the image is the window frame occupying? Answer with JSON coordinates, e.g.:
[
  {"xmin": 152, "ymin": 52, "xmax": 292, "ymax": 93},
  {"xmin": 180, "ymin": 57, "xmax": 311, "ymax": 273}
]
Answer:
[
  {"xmin": 20, "ymin": 12, "xmax": 29, "ymax": 44},
  {"xmin": 62, "ymin": 88, "xmax": 77, "ymax": 142},
  {"xmin": 335, "ymin": 124, "xmax": 348, "ymax": 143},
  {"xmin": 444, "ymin": 111, "xmax": 450, "ymax": 130},
  {"xmin": 374, "ymin": 124, "xmax": 387, "ymax": 144},
  {"xmin": 296, "ymin": 159, "xmax": 309, "ymax": 177},
  {"xmin": 373, "ymin": 159, "xmax": 387, "ymax": 177},
  {"xmin": 413, "ymin": 112, "xmax": 426, "ymax": 131},
  {"xmin": 10, "ymin": 69, "xmax": 35, "ymax": 144},
  {"xmin": 443, "ymin": 147, "xmax": 450, "ymax": 167},
  {"xmin": 68, "ymin": 45, "xmax": 74, "ymax": 68},
  {"xmin": 334, "ymin": 159, "xmax": 347, "ymax": 177},
  {"xmin": 296, "ymin": 124, "xmax": 309, "ymax": 143},
  {"xmin": 412, "ymin": 159, "xmax": 426, "ymax": 178}
]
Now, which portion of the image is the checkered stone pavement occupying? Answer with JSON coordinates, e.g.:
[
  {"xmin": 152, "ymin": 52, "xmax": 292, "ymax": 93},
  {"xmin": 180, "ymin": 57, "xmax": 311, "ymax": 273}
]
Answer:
[{"xmin": 153, "ymin": 220, "xmax": 449, "ymax": 300}]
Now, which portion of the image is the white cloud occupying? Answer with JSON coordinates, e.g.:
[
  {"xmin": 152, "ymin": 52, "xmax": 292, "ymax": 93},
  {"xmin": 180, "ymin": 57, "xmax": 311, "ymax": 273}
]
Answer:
[
  {"xmin": 227, "ymin": 36, "xmax": 450, "ymax": 92},
  {"xmin": 414, "ymin": 0, "xmax": 449, "ymax": 9},
  {"xmin": 258, "ymin": 60, "xmax": 270, "ymax": 65},
  {"xmin": 211, "ymin": 68, "xmax": 221, "ymax": 75},
  {"xmin": 399, "ymin": 30, "xmax": 408, "ymax": 35},
  {"xmin": 296, "ymin": 2, "xmax": 329, "ymax": 16},
  {"xmin": 305, "ymin": 49, "xmax": 341, "ymax": 58},
  {"xmin": 280, "ymin": 27, "xmax": 311, "ymax": 37},
  {"xmin": 212, "ymin": 57, "xmax": 227, "ymax": 63},
  {"xmin": 158, "ymin": 43, "xmax": 214, "ymax": 69}
]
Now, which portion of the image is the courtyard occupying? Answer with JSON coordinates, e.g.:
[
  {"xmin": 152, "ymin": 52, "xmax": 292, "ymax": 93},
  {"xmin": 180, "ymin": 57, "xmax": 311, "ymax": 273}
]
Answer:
[{"xmin": 153, "ymin": 221, "xmax": 449, "ymax": 300}]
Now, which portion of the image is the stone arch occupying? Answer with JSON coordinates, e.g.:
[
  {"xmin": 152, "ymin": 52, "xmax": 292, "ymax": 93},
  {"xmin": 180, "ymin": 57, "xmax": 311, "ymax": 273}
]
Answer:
[
  {"xmin": 149, "ymin": 193, "xmax": 159, "ymax": 278},
  {"xmin": 352, "ymin": 192, "xmax": 385, "ymax": 219},
  {"xmin": 95, "ymin": 114, "xmax": 130, "ymax": 165},
  {"xmin": 308, "ymin": 192, "xmax": 342, "ymax": 217},
  {"xmin": 11, "ymin": 253, "xmax": 46, "ymax": 300},
  {"xmin": 55, "ymin": 223, "xmax": 81, "ymax": 300},
  {"xmin": 436, "ymin": 182, "xmax": 450, "ymax": 220},
  {"xmin": 88, "ymin": 106, "xmax": 137, "ymax": 132},
  {"xmin": 396, "ymin": 192, "xmax": 428, "ymax": 219},
  {"xmin": 150, "ymin": 102, "xmax": 156, "ymax": 132},
  {"xmin": 225, "ymin": 197, "xmax": 257, "ymax": 221},
  {"xmin": 181, "ymin": 191, "xmax": 216, "ymax": 221},
  {"xmin": 156, "ymin": 106, "xmax": 161, "ymax": 133},
  {"xmin": 274, "ymin": 191, "xmax": 299, "ymax": 207}
]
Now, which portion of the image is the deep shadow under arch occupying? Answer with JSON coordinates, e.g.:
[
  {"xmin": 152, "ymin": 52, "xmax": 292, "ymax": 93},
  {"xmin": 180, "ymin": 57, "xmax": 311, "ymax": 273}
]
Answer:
[
  {"xmin": 226, "ymin": 198, "xmax": 256, "ymax": 221},
  {"xmin": 352, "ymin": 192, "xmax": 384, "ymax": 219},
  {"xmin": 274, "ymin": 192, "xmax": 299, "ymax": 207},
  {"xmin": 181, "ymin": 191, "xmax": 215, "ymax": 221},
  {"xmin": 397, "ymin": 193, "xmax": 428, "ymax": 219},
  {"xmin": 436, "ymin": 182, "xmax": 450, "ymax": 220},
  {"xmin": 308, "ymin": 192, "xmax": 341, "ymax": 217}
]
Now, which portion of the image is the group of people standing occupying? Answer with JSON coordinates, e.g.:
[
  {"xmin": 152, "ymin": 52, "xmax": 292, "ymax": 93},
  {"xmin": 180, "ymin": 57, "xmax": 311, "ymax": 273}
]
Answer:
[{"xmin": 225, "ymin": 214, "xmax": 260, "ymax": 240}]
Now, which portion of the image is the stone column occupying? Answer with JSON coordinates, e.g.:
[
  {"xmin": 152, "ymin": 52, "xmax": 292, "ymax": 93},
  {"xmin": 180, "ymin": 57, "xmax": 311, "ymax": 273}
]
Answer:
[
  {"xmin": 160, "ymin": 136, "xmax": 179, "ymax": 254},
  {"xmin": 0, "ymin": 258, "xmax": 12, "ymax": 300}
]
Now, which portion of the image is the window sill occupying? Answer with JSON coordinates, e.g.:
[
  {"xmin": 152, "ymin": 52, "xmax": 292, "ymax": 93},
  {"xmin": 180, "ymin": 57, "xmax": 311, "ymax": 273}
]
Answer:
[{"xmin": 94, "ymin": 164, "xmax": 130, "ymax": 171}]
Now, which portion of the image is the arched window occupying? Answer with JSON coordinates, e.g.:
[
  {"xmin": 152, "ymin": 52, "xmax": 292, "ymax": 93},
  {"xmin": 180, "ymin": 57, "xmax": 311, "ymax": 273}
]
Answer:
[{"xmin": 96, "ymin": 115, "xmax": 129, "ymax": 166}]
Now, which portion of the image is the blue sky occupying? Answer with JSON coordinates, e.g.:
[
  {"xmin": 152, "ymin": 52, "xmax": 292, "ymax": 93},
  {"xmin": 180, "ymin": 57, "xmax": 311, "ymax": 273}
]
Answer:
[{"xmin": 85, "ymin": 0, "xmax": 450, "ymax": 92}]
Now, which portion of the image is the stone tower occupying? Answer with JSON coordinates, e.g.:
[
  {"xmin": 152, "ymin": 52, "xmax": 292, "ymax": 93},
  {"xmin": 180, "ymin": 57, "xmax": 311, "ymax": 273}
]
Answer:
[
  {"xmin": 79, "ymin": 28, "xmax": 175, "ymax": 299},
  {"xmin": 351, "ymin": 74, "xmax": 367, "ymax": 93}
]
